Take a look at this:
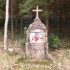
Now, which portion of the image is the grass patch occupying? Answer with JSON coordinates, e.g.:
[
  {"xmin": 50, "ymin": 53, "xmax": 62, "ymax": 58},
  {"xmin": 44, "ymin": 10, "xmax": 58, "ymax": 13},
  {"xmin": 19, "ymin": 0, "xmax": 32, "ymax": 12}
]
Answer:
[
  {"xmin": 64, "ymin": 45, "xmax": 70, "ymax": 49},
  {"xmin": 22, "ymin": 59, "xmax": 52, "ymax": 65}
]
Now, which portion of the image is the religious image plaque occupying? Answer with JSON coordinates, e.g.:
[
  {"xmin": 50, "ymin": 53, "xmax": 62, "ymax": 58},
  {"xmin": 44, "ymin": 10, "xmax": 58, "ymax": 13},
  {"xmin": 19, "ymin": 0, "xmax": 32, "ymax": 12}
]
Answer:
[{"xmin": 30, "ymin": 29, "xmax": 45, "ymax": 43}]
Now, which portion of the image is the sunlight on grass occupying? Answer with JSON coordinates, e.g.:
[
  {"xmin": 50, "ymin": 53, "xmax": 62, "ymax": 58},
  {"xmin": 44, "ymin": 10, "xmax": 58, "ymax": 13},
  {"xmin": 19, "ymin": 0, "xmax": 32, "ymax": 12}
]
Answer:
[{"xmin": 0, "ymin": 44, "xmax": 70, "ymax": 70}]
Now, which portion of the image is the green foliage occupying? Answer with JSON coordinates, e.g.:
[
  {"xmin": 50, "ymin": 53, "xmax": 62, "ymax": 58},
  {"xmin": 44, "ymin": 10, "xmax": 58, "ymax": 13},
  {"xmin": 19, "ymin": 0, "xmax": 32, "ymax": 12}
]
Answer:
[
  {"xmin": 0, "ymin": 0, "xmax": 5, "ymax": 18},
  {"xmin": 19, "ymin": 0, "xmax": 48, "ymax": 15},
  {"xmin": 0, "ymin": 0, "xmax": 5, "ymax": 7},
  {"xmin": 49, "ymin": 33, "xmax": 61, "ymax": 49},
  {"xmin": 19, "ymin": 0, "xmax": 33, "ymax": 14},
  {"xmin": 64, "ymin": 45, "xmax": 70, "ymax": 49},
  {"xmin": 60, "ymin": 31, "xmax": 66, "ymax": 38},
  {"xmin": 20, "ymin": 38, "xmax": 26, "ymax": 46},
  {"xmin": 23, "ymin": 27, "xmax": 27, "ymax": 35},
  {"xmin": 21, "ymin": 27, "xmax": 27, "ymax": 47}
]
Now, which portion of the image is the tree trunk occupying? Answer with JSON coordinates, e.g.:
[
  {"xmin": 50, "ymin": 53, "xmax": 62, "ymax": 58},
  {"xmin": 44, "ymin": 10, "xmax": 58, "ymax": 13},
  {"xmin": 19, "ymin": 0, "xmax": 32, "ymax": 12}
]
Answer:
[
  {"xmin": 21, "ymin": 16, "xmax": 23, "ymax": 38},
  {"xmin": 45, "ymin": 12, "xmax": 49, "ymax": 34},
  {"xmin": 15, "ymin": 19, "xmax": 18, "ymax": 34},
  {"xmin": 45, "ymin": 11, "xmax": 49, "ymax": 55},
  {"xmin": 11, "ymin": 0, "xmax": 14, "ymax": 39},
  {"xmin": 4, "ymin": 0, "xmax": 9, "ymax": 50}
]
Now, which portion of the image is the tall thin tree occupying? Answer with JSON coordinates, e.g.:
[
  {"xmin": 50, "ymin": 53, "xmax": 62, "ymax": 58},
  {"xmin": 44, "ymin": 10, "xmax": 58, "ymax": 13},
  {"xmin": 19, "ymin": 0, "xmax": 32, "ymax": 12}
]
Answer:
[
  {"xmin": 4, "ymin": 0, "xmax": 9, "ymax": 50},
  {"xmin": 11, "ymin": 0, "xmax": 14, "ymax": 39}
]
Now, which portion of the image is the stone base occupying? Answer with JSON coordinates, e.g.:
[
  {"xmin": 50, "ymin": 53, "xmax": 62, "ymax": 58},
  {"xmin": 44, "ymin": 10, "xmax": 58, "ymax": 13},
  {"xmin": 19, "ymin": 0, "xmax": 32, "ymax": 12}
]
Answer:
[
  {"xmin": 25, "ymin": 43, "xmax": 48, "ymax": 59},
  {"xmin": 28, "ymin": 50, "xmax": 45, "ymax": 59}
]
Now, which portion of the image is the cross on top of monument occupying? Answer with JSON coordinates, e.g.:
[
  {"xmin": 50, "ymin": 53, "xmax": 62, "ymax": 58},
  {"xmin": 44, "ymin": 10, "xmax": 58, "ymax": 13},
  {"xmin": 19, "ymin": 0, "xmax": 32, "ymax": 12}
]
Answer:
[{"xmin": 32, "ymin": 6, "xmax": 42, "ymax": 19}]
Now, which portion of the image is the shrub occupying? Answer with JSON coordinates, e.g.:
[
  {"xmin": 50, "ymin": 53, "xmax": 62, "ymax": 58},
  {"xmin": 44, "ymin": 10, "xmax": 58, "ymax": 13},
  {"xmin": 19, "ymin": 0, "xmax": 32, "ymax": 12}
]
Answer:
[
  {"xmin": 60, "ymin": 31, "xmax": 65, "ymax": 38},
  {"xmin": 20, "ymin": 38, "xmax": 26, "ymax": 47},
  {"xmin": 49, "ymin": 33, "xmax": 61, "ymax": 49},
  {"xmin": 20, "ymin": 27, "xmax": 27, "ymax": 50},
  {"xmin": 64, "ymin": 45, "xmax": 70, "ymax": 49},
  {"xmin": 23, "ymin": 27, "xmax": 27, "ymax": 37}
]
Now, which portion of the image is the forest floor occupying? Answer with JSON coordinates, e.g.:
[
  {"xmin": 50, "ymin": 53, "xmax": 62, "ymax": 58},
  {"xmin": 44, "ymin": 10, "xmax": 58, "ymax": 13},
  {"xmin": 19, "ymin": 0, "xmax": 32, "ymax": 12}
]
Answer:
[{"xmin": 0, "ymin": 28, "xmax": 70, "ymax": 70}]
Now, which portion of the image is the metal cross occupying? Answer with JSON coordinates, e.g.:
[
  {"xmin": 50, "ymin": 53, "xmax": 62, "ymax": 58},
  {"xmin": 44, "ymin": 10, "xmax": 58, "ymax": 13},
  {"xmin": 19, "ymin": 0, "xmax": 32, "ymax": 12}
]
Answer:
[{"xmin": 32, "ymin": 6, "xmax": 42, "ymax": 19}]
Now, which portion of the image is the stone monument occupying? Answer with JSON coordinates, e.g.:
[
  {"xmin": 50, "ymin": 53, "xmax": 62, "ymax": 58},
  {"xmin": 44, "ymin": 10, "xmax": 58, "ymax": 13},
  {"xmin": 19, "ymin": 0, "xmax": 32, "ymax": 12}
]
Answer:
[{"xmin": 26, "ymin": 6, "xmax": 48, "ymax": 59}]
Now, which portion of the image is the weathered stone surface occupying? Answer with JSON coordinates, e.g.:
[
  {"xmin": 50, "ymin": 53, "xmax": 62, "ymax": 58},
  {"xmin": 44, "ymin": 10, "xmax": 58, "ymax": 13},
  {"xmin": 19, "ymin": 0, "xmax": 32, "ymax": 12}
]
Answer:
[
  {"xmin": 25, "ymin": 18, "xmax": 48, "ymax": 59},
  {"xmin": 28, "ymin": 19, "xmax": 46, "ymax": 32},
  {"xmin": 25, "ymin": 6, "xmax": 48, "ymax": 59}
]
